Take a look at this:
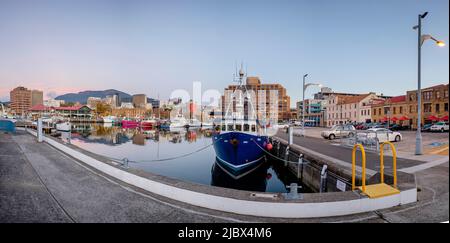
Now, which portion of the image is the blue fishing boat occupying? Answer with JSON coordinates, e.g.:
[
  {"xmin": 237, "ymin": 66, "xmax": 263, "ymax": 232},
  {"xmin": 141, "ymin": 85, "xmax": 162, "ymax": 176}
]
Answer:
[{"xmin": 212, "ymin": 66, "xmax": 273, "ymax": 176}]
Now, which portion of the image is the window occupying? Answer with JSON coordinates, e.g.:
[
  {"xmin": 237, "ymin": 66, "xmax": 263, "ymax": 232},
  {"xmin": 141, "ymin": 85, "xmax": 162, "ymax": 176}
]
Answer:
[
  {"xmin": 409, "ymin": 105, "xmax": 413, "ymax": 113},
  {"xmin": 368, "ymin": 109, "xmax": 370, "ymax": 115},
  {"xmin": 393, "ymin": 107, "xmax": 396, "ymax": 114},
  {"xmin": 379, "ymin": 108, "xmax": 382, "ymax": 115},
  {"xmin": 445, "ymin": 103, "xmax": 449, "ymax": 112},
  {"xmin": 445, "ymin": 90, "xmax": 448, "ymax": 98},
  {"xmin": 423, "ymin": 91, "xmax": 433, "ymax": 100},
  {"xmin": 373, "ymin": 109, "xmax": 377, "ymax": 115},
  {"xmin": 435, "ymin": 104, "xmax": 440, "ymax": 113},
  {"xmin": 409, "ymin": 94, "xmax": 415, "ymax": 101},
  {"xmin": 436, "ymin": 91, "xmax": 440, "ymax": 99},
  {"xmin": 424, "ymin": 103, "xmax": 432, "ymax": 113},
  {"xmin": 399, "ymin": 106, "xmax": 403, "ymax": 114}
]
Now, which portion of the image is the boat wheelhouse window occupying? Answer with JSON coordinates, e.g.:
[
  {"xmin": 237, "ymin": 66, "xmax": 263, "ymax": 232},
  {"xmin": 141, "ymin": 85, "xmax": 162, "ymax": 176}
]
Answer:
[
  {"xmin": 221, "ymin": 124, "xmax": 226, "ymax": 131},
  {"xmin": 235, "ymin": 124, "xmax": 242, "ymax": 131},
  {"xmin": 251, "ymin": 125, "xmax": 256, "ymax": 132},
  {"xmin": 227, "ymin": 124, "xmax": 233, "ymax": 131},
  {"xmin": 244, "ymin": 124, "xmax": 250, "ymax": 131}
]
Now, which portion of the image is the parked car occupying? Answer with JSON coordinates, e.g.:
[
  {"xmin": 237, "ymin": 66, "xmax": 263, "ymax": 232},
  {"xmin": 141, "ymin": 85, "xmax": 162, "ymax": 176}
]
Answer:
[
  {"xmin": 430, "ymin": 122, "xmax": 449, "ymax": 132},
  {"xmin": 421, "ymin": 123, "xmax": 433, "ymax": 132},
  {"xmin": 389, "ymin": 124, "xmax": 410, "ymax": 131},
  {"xmin": 321, "ymin": 124, "xmax": 356, "ymax": 140},
  {"xmin": 367, "ymin": 128, "xmax": 402, "ymax": 143}
]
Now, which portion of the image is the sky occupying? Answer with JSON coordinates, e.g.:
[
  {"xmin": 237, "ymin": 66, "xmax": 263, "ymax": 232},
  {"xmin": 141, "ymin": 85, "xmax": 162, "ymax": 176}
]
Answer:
[{"xmin": 0, "ymin": 0, "xmax": 448, "ymax": 107}]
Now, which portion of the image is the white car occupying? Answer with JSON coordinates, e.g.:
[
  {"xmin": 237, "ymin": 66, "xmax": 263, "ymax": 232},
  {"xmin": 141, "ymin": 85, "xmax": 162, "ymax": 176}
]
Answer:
[
  {"xmin": 430, "ymin": 122, "xmax": 449, "ymax": 132},
  {"xmin": 367, "ymin": 128, "xmax": 402, "ymax": 143},
  {"xmin": 321, "ymin": 124, "xmax": 356, "ymax": 140}
]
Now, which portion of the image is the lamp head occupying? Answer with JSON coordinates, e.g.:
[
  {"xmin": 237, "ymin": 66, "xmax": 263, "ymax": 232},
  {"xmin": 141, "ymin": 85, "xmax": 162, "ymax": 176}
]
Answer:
[
  {"xmin": 420, "ymin": 12, "xmax": 428, "ymax": 19},
  {"xmin": 436, "ymin": 41, "xmax": 446, "ymax": 47}
]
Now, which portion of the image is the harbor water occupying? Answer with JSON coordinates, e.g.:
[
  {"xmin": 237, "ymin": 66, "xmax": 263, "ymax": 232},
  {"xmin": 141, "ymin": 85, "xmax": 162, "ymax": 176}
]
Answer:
[{"xmin": 65, "ymin": 124, "xmax": 310, "ymax": 193}]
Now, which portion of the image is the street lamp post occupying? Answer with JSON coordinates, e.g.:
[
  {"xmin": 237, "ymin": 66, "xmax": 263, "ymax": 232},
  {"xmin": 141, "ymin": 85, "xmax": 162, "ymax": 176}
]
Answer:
[
  {"xmin": 302, "ymin": 74, "xmax": 308, "ymax": 136},
  {"xmin": 413, "ymin": 12, "xmax": 446, "ymax": 155},
  {"xmin": 301, "ymin": 74, "xmax": 322, "ymax": 136}
]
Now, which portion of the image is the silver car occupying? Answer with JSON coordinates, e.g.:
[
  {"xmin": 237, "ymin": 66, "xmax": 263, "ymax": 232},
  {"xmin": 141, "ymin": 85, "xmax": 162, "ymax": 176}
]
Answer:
[{"xmin": 321, "ymin": 124, "xmax": 356, "ymax": 140}]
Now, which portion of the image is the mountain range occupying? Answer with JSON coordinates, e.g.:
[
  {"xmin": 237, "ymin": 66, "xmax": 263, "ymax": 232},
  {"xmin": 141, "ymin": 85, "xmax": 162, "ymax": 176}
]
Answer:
[{"xmin": 55, "ymin": 89, "xmax": 132, "ymax": 104}]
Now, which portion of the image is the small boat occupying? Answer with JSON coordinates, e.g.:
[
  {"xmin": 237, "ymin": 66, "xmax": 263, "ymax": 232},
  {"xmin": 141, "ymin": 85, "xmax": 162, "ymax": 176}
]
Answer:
[
  {"xmin": 170, "ymin": 114, "xmax": 188, "ymax": 128},
  {"xmin": 187, "ymin": 118, "xmax": 202, "ymax": 128},
  {"xmin": 56, "ymin": 121, "xmax": 71, "ymax": 132},
  {"xmin": 140, "ymin": 118, "xmax": 157, "ymax": 128},
  {"xmin": 121, "ymin": 119, "xmax": 139, "ymax": 128},
  {"xmin": 103, "ymin": 115, "xmax": 117, "ymax": 124}
]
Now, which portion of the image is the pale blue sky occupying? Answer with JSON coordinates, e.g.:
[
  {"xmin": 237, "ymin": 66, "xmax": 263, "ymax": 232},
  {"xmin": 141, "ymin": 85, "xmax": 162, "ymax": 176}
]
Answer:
[{"xmin": 0, "ymin": 0, "xmax": 448, "ymax": 107}]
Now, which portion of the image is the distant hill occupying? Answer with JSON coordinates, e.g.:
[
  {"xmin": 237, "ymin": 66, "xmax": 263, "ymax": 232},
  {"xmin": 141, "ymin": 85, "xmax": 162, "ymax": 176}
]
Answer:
[{"xmin": 55, "ymin": 89, "xmax": 132, "ymax": 104}]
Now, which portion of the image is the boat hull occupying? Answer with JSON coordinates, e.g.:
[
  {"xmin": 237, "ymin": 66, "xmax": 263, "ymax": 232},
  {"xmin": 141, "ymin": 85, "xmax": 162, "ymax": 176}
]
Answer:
[
  {"xmin": 212, "ymin": 132, "xmax": 267, "ymax": 174},
  {"xmin": 122, "ymin": 120, "xmax": 139, "ymax": 128}
]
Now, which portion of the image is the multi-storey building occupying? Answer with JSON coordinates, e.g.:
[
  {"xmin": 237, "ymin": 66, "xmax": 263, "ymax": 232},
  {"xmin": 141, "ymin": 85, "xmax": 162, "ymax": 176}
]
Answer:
[
  {"xmin": 297, "ymin": 99, "xmax": 327, "ymax": 126},
  {"xmin": 406, "ymin": 84, "xmax": 448, "ymax": 128},
  {"xmin": 44, "ymin": 98, "xmax": 65, "ymax": 107},
  {"xmin": 326, "ymin": 93, "xmax": 381, "ymax": 126},
  {"xmin": 31, "ymin": 90, "xmax": 43, "ymax": 106},
  {"xmin": 10, "ymin": 86, "xmax": 32, "ymax": 116},
  {"xmin": 132, "ymin": 94, "xmax": 147, "ymax": 109},
  {"xmin": 371, "ymin": 95, "xmax": 408, "ymax": 125},
  {"xmin": 221, "ymin": 76, "xmax": 291, "ymax": 122},
  {"xmin": 371, "ymin": 84, "xmax": 449, "ymax": 128}
]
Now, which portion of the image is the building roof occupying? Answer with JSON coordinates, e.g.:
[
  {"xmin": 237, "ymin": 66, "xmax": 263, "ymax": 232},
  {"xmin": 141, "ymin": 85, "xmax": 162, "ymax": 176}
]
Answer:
[
  {"xmin": 337, "ymin": 94, "xmax": 372, "ymax": 105},
  {"xmin": 29, "ymin": 104, "xmax": 89, "ymax": 111},
  {"xmin": 407, "ymin": 83, "xmax": 449, "ymax": 92}
]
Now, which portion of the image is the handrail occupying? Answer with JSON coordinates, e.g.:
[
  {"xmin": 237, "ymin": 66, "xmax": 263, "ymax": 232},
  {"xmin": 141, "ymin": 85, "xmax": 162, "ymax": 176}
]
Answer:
[
  {"xmin": 380, "ymin": 141, "xmax": 397, "ymax": 188},
  {"xmin": 352, "ymin": 144, "xmax": 366, "ymax": 192}
]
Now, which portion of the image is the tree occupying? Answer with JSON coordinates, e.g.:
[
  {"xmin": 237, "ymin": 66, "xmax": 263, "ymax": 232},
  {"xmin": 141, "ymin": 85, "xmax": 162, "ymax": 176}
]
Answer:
[{"xmin": 96, "ymin": 102, "xmax": 111, "ymax": 116}]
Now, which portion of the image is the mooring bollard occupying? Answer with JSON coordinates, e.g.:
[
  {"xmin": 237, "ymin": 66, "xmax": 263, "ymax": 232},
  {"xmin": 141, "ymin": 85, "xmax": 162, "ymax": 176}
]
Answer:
[
  {"xmin": 288, "ymin": 126, "xmax": 293, "ymax": 145},
  {"xmin": 284, "ymin": 146, "xmax": 290, "ymax": 166},
  {"xmin": 297, "ymin": 154, "xmax": 304, "ymax": 179},
  {"xmin": 37, "ymin": 118, "xmax": 43, "ymax": 143},
  {"xmin": 284, "ymin": 183, "xmax": 303, "ymax": 200},
  {"xmin": 320, "ymin": 165, "xmax": 328, "ymax": 193}
]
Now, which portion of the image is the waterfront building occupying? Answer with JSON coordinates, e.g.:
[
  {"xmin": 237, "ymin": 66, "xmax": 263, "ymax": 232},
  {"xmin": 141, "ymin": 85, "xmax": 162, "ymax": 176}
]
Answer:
[
  {"xmin": 87, "ymin": 97, "xmax": 102, "ymax": 109},
  {"xmin": 371, "ymin": 84, "xmax": 449, "ymax": 128},
  {"xmin": 221, "ymin": 76, "xmax": 291, "ymax": 122},
  {"xmin": 120, "ymin": 102, "xmax": 134, "ymax": 109},
  {"xmin": 132, "ymin": 94, "xmax": 147, "ymax": 109},
  {"xmin": 44, "ymin": 98, "xmax": 65, "ymax": 107},
  {"xmin": 105, "ymin": 94, "xmax": 120, "ymax": 108},
  {"xmin": 31, "ymin": 90, "xmax": 43, "ymax": 107},
  {"xmin": 326, "ymin": 93, "xmax": 381, "ymax": 126},
  {"xmin": 371, "ymin": 95, "xmax": 408, "ymax": 125},
  {"xmin": 10, "ymin": 86, "xmax": 32, "ymax": 116},
  {"xmin": 111, "ymin": 107, "xmax": 150, "ymax": 118},
  {"xmin": 406, "ymin": 83, "xmax": 449, "ymax": 128},
  {"xmin": 297, "ymin": 99, "xmax": 327, "ymax": 126},
  {"xmin": 28, "ymin": 104, "xmax": 92, "ymax": 119}
]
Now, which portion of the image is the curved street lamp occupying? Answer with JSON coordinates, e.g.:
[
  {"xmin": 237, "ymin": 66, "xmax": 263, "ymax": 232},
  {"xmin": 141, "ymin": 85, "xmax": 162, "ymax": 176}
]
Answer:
[
  {"xmin": 413, "ymin": 12, "xmax": 446, "ymax": 155},
  {"xmin": 301, "ymin": 74, "xmax": 322, "ymax": 136}
]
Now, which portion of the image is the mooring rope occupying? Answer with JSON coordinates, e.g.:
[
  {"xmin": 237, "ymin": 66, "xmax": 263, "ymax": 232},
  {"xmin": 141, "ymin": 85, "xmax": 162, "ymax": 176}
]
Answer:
[
  {"xmin": 252, "ymin": 140, "xmax": 302, "ymax": 164},
  {"xmin": 107, "ymin": 137, "xmax": 223, "ymax": 164}
]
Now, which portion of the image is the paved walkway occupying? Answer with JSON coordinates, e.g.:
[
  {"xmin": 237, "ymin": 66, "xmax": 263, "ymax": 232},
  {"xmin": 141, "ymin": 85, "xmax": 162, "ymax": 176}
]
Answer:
[{"xmin": 1, "ymin": 131, "xmax": 448, "ymax": 223}]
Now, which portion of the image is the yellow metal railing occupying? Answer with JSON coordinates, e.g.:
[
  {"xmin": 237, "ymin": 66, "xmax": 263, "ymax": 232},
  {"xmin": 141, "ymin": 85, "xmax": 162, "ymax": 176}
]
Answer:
[
  {"xmin": 352, "ymin": 144, "xmax": 366, "ymax": 191},
  {"xmin": 379, "ymin": 141, "xmax": 397, "ymax": 189}
]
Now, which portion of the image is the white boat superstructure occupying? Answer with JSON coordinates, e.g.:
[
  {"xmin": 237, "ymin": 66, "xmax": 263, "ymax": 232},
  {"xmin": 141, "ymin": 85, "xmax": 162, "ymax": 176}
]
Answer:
[
  {"xmin": 56, "ymin": 121, "xmax": 71, "ymax": 132},
  {"xmin": 170, "ymin": 115, "xmax": 188, "ymax": 128},
  {"xmin": 103, "ymin": 115, "xmax": 117, "ymax": 123}
]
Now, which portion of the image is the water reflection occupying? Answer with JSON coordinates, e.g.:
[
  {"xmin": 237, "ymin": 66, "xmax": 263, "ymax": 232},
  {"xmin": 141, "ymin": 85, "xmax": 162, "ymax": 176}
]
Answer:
[
  {"xmin": 67, "ymin": 124, "xmax": 308, "ymax": 193},
  {"xmin": 211, "ymin": 159, "xmax": 269, "ymax": 192}
]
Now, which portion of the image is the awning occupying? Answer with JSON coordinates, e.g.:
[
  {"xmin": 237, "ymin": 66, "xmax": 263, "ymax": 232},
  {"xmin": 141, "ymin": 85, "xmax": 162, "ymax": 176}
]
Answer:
[
  {"xmin": 399, "ymin": 116, "xmax": 409, "ymax": 121},
  {"xmin": 426, "ymin": 115, "xmax": 439, "ymax": 121},
  {"xmin": 391, "ymin": 117, "xmax": 398, "ymax": 122},
  {"xmin": 439, "ymin": 115, "xmax": 448, "ymax": 121}
]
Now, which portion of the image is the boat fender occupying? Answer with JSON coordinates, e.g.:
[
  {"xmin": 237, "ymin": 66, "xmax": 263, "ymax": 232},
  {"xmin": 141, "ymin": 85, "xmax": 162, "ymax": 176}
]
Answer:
[{"xmin": 266, "ymin": 143, "xmax": 273, "ymax": 151}]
